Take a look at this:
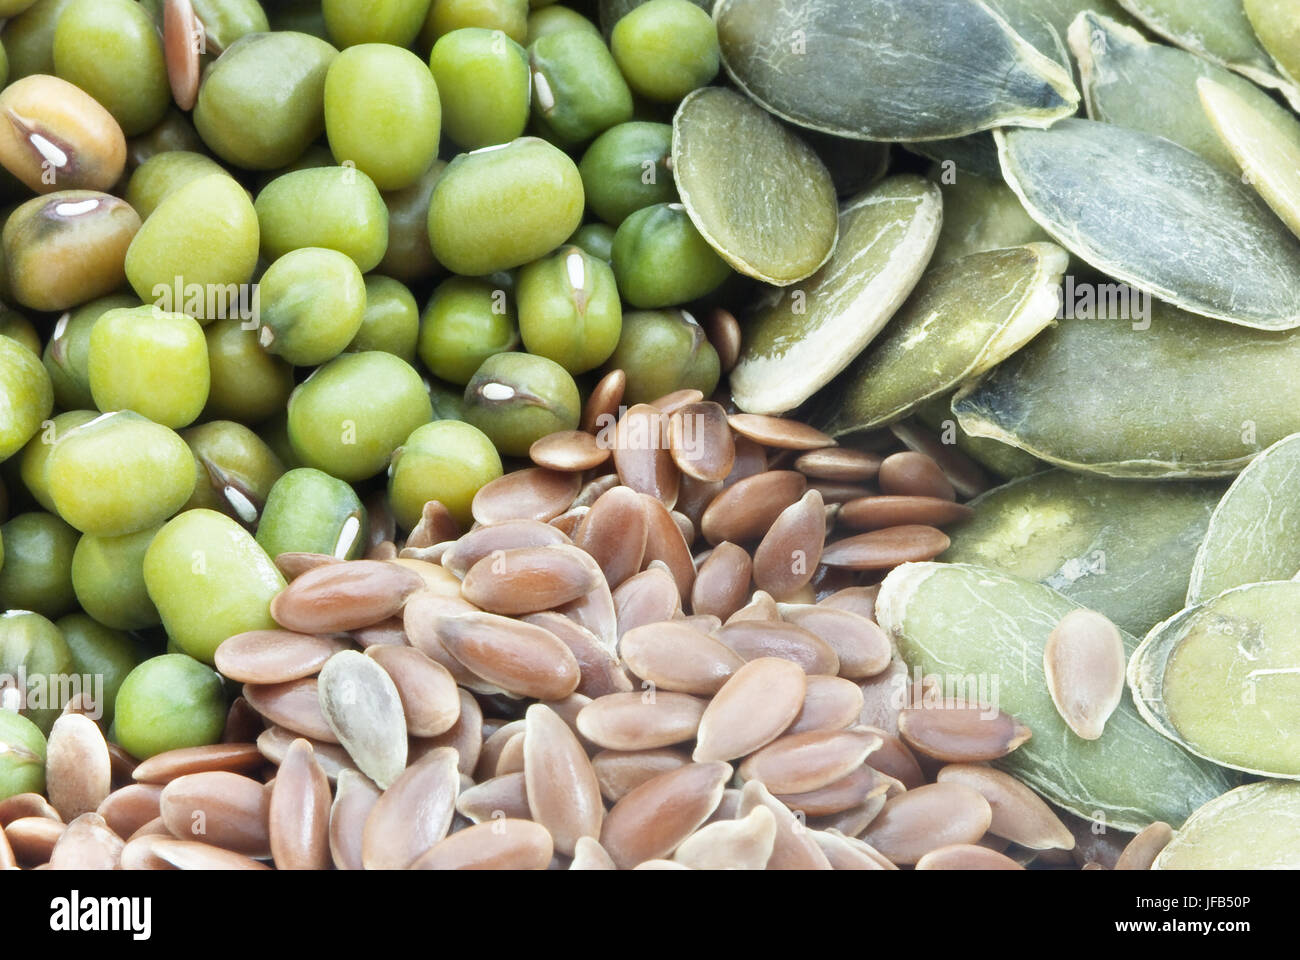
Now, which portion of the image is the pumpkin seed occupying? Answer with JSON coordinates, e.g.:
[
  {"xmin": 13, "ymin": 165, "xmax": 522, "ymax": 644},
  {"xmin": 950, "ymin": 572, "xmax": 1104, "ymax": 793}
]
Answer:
[
  {"xmin": 671, "ymin": 87, "xmax": 838, "ymax": 285},
  {"xmin": 944, "ymin": 469, "xmax": 1223, "ymax": 636},
  {"xmin": 1188, "ymin": 433, "xmax": 1300, "ymax": 605},
  {"xmin": 1072, "ymin": 12, "xmax": 1297, "ymax": 174},
  {"xmin": 997, "ymin": 119, "xmax": 1300, "ymax": 329},
  {"xmin": 1199, "ymin": 77, "xmax": 1300, "ymax": 242},
  {"xmin": 823, "ymin": 243, "xmax": 1068, "ymax": 436},
  {"xmin": 730, "ymin": 176, "xmax": 942, "ymax": 415},
  {"xmin": 905, "ymin": 133, "xmax": 1003, "ymax": 180},
  {"xmin": 1153, "ymin": 780, "xmax": 1300, "ymax": 869},
  {"xmin": 876, "ymin": 562, "xmax": 1236, "ymax": 829},
  {"xmin": 930, "ymin": 169, "xmax": 1051, "ymax": 267},
  {"xmin": 954, "ymin": 303, "xmax": 1300, "ymax": 477},
  {"xmin": 1115, "ymin": 0, "xmax": 1300, "ymax": 110},
  {"xmin": 713, "ymin": 0, "xmax": 1078, "ymax": 142},
  {"xmin": 1129, "ymin": 580, "xmax": 1300, "ymax": 778},
  {"xmin": 1243, "ymin": 0, "xmax": 1300, "ymax": 89},
  {"xmin": 912, "ymin": 395, "xmax": 1043, "ymax": 480}
]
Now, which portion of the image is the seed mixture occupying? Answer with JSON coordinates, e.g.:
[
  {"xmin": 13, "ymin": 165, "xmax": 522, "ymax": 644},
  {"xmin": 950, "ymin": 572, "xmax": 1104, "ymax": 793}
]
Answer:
[{"xmin": 3, "ymin": 0, "xmax": 1300, "ymax": 871}]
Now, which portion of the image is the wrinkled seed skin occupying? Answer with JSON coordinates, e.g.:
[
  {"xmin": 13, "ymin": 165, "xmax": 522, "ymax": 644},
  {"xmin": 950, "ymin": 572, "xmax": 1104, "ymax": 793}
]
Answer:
[
  {"xmin": 935, "ymin": 764, "xmax": 1076, "ymax": 851},
  {"xmin": 411, "ymin": 819, "xmax": 554, "ymax": 870},
  {"xmin": 898, "ymin": 699, "xmax": 1032, "ymax": 763},
  {"xmin": 362, "ymin": 747, "xmax": 460, "ymax": 870},
  {"xmin": 269, "ymin": 739, "xmax": 332, "ymax": 870},
  {"xmin": 738, "ymin": 727, "xmax": 882, "ymax": 795},
  {"xmin": 573, "ymin": 485, "xmax": 649, "ymax": 589},
  {"xmin": 576, "ymin": 691, "xmax": 706, "ymax": 751},
  {"xmin": 524, "ymin": 704, "xmax": 603, "ymax": 856},
  {"xmin": 619, "ymin": 621, "xmax": 744, "ymax": 695},
  {"xmin": 460, "ymin": 544, "xmax": 604, "ymax": 615},
  {"xmin": 1043, "ymin": 608, "xmax": 1126, "ymax": 741},
  {"xmin": 690, "ymin": 541, "xmax": 753, "ymax": 621},
  {"xmin": 159, "ymin": 771, "xmax": 271, "ymax": 858},
  {"xmin": 694, "ymin": 657, "xmax": 806, "ymax": 762},
  {"xmin": 599, "ymin": 761, "xmax": 732, "ymax": 869},
  {"xmin": 435, "ymin": 612, "xmax": 581, "ymax": 701},
  {"xmin": 862, "ymin": 783, "xmax": 993, "ymax": 866},
  {"xmin": 270, "ymin": 560, "xmax": 423, "ymax": 634}
]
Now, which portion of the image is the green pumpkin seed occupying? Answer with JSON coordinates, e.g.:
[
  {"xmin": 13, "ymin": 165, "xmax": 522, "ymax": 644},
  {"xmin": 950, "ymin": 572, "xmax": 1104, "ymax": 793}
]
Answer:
[
  {"xmin": 1153, "ymin": 780, "xmax": 1300, "ymax": 869},
  {"xmin": 713, "ymin": 0, "xmax": 1078, "ymax": 142},
  {"xmin": 998, "ymin": 118, "xmax": 1300, "ymax": 330},
  {"xmin": 1199, "ymin": 77, "xmax": 1300, "ymax": 242},
  {"xmin": 1115, "ymin": 0, "xmax": 1300, "ymax": 110},
  {"xmin": 904, "ymin": 134, "xmax": 1002, "ymax": 181},
  {"xmin": 953, "ymin": 302, "xmax": 1300, "ymax": 478},
  {"xmin": 1130, "ymin": 580, "xmax": 1300, "ymax": 778},
  {"xmin": 730, "ymin": 175, "xmax": 941, "ymax": 415},
  {"xmin": 911, "ymin": 394, "xmax": 1044, "ymax": 481},
  {"xmin": 876, "ymin": 561, "xmax": 1235, "ymax": 830},
  {"xmin": 1243, "ymin": 0, "xmax": 1300, "ymax": 89},
  {"xmin": 1187, "ymin": 433, "xmax": 1300, "ymax": 606},
  {"xmin": 823, "ymin": 243, "xmax": 1068, "ymax": 437},
  {"xmin": 671, "ymin": 87, "xmax": 837, "ymax": 285},
  {"xmin": 1071, "ymin": 12, "xmax": 1299, "ymax": 174},
  {"xmin": 983, "ymin": 0, "xmax": 1070, "ymax": 70},
  {"xmin": 927, "ymin": 168, "xmax": 1051, "ymax": 266},
  {"xmin": 944, "ymin": 469, "xmax": 1224, "ymax": 637}
]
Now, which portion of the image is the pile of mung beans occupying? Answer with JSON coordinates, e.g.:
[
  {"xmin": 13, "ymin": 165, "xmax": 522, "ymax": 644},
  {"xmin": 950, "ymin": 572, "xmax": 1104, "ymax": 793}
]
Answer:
[{"xmin": 1, "ymin": 0, "xmax": 1298, "ymax": 871}]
